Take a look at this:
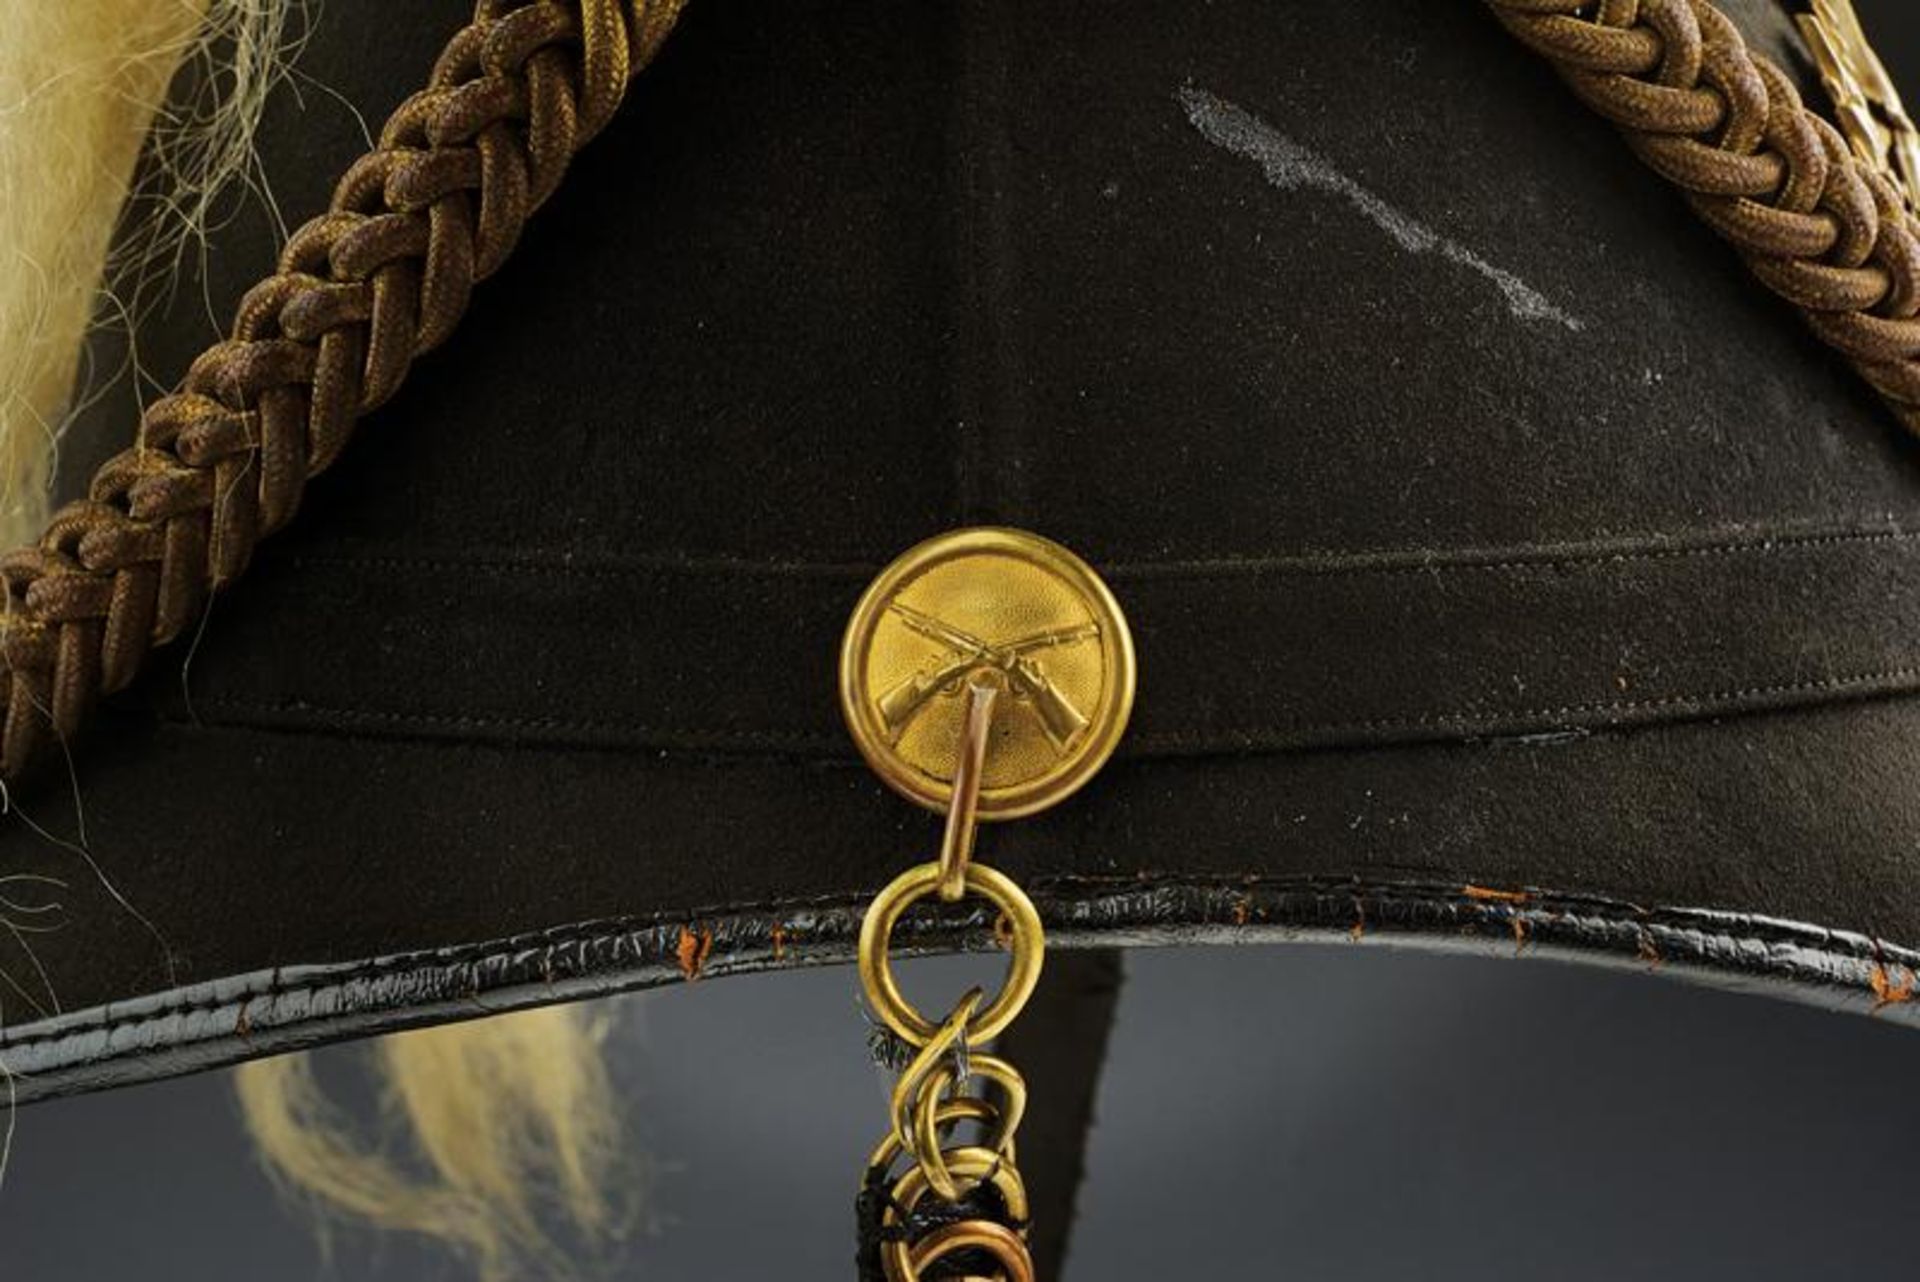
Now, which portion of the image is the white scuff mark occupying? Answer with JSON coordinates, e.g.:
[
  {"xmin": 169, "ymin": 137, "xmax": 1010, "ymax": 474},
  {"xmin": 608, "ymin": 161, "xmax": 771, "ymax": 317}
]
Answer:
[{"xmin": 1177, "ymin": 86, "xmax": 1584, "ymax": 332}]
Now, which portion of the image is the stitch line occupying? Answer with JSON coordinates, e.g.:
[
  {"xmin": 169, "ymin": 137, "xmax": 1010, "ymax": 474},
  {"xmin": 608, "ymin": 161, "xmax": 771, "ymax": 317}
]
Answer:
[
  {"xmin": 1108, "ymin": 527, "xmax": 1920, "ymax": 580},
  {"xmin": 272, "ymin": 550, "xmax": 882, "ymax": 581},
  {"xmin": 1129, "ymin": 666, "xmax": 1920, "ymax": 745},
  {"xmin": 265, "ymin": 522, "xmax": 1920, "ymax": 587},
  {"xmin": 164, "ymin": 700, "xmax": 848, "ymax": 752},
  {"xmin": 159, "ymin": 663, "xmax": 1920, "ymax": 757}
]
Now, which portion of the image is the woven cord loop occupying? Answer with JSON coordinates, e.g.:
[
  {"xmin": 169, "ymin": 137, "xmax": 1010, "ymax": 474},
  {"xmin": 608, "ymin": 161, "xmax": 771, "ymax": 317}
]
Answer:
[
  {"xmin": 1484, "ymin": 0, "xmax": 1920, "ymax": 428},
  {"xmin": 0, "ymin": 0, "xmax": 685, "ymax": 779}
]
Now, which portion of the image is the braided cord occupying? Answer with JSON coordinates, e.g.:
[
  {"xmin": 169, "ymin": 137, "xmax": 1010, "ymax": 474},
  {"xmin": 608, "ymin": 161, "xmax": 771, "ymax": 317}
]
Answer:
[
  {"xmin": 1485, "ymin": 1, "xmax": 1920, "ymax": 424},
  {"xmin": 0, "ymin": 0, "xmax": 684, "ymax": 778}
]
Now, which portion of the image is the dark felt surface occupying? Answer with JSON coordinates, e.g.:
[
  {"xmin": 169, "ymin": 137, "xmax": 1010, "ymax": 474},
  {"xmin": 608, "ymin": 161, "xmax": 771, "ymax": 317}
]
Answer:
[{"xmin": 10, "ymin": 0, "xmax": 1920, "ymax": 1060}]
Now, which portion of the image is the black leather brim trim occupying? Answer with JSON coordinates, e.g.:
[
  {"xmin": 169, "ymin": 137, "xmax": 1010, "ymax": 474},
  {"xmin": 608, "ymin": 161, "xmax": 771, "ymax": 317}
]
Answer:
[{"xmin": 6, "ymin": 874, "xmax": 1916, "ymax": 1105}]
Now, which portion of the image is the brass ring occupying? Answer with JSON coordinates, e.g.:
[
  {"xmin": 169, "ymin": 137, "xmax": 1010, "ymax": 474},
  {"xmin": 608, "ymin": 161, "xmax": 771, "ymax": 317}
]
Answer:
[
  {"xmin": 908, "ymin": 1220, "xmax": 1035, "ymax": 1282},
  {"xmin": 883, "ymin": 1146, "xmax": 1029, "ymax": 1224},
  {"xmin": 859, "ymin": 861, "xmax": 1044, "ymax": 1045},
  {"xmin": 867, "ymin": 1097, "xmax": 1015, "ymax": 1176},
  {"xmin": 889, "ymin": 992, "xmax": 981, "ymax": 1161},
  {"xmin": 881, "ymin": 1148, "xmax": 1031, "ymax": 1282},
  {"xmin": 908, "ymin": 1054, "xmax": 1027, "ymax": 1202}
]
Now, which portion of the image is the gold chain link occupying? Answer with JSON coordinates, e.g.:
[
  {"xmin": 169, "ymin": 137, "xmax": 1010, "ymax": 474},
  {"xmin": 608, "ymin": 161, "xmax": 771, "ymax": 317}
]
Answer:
[{"xmin": 857, "ymin": 675, "xmax": 1042, "ymax": 1281}]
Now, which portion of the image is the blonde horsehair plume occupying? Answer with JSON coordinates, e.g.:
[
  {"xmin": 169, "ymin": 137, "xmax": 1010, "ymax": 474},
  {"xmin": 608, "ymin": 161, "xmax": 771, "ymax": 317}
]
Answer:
[
  {"xmin": 0, "ymin": 0, "xmax": 319, "ymax": 548},
  {"xmin": 3, "ymin": 0, "xmax": 639, "ymax": 1273},
  {"xmin": 235, "ymin": 1008, "xmax": 631, "ymax": 1281},
  {"xmin": 0, "ymin": 0, "xmax": 203, "ymax": 548}
]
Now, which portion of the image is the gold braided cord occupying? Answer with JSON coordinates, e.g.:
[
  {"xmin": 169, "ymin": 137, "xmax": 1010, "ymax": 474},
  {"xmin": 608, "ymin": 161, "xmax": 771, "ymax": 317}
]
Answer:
[
  {"xmin": 0, "ymin": 0, "xmax": 684, "ymax": 778},
  {"xmin": 1484, "ymin": 0, "xmax": 1920, "ymax": 429}
]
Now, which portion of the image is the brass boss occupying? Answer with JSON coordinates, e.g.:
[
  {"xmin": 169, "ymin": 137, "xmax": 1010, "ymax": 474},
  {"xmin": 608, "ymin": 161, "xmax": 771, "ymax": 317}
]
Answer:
[{"xmin": 839, "ymin": 527, "xmax": 1136, "ymax": 819}]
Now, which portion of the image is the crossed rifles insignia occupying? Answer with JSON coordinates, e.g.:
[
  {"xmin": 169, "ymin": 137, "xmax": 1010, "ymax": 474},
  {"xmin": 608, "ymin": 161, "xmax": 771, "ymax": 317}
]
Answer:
[{"xmin": 876, "ymin": 602, "xmax": 1100, "ymax": 751}]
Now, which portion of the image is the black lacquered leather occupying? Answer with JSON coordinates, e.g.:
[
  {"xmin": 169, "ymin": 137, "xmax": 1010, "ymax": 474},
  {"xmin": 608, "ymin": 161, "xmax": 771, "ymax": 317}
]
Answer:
[{"xmin": 7, "ymin": 874, "xmax": 1918, "ymax": 1104}]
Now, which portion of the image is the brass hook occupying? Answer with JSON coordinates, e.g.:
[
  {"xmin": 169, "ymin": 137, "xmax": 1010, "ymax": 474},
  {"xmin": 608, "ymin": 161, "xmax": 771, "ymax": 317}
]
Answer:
[{"xmin": 936, "ymin": 673, "xmax": 1002, "ymax": 902}]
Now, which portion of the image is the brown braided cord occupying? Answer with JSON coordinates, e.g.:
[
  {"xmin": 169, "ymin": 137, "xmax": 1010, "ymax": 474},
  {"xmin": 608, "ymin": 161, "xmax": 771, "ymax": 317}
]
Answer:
[
  {"xmin": 0, "ymin": 0, "xmax": 685, "ymax": 778},
  {"xmin": 1485, "ymin": 1, "xmax": 1920, "ymax": 427}
]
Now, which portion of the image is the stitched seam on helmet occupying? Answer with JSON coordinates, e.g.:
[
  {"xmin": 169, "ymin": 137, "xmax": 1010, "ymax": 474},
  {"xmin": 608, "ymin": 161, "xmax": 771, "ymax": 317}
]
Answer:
[
  {"xmin": 156, "ymin": 664, "xmax": 1920, "ymax": 754},
  {"xmin": 270, "ymin": 523, "xmax": 1920, "ymax": 584}
]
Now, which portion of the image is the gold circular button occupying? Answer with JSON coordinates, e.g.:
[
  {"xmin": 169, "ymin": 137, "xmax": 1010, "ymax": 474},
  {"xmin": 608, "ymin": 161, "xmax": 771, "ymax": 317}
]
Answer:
[{"xmin": 839, "ymin": 527, "xmax": 1135, "ymax": 819}]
